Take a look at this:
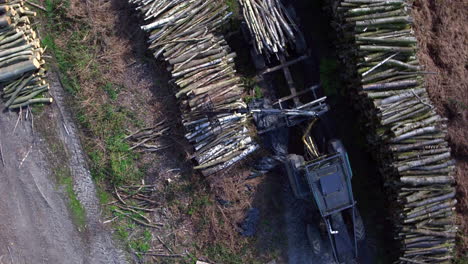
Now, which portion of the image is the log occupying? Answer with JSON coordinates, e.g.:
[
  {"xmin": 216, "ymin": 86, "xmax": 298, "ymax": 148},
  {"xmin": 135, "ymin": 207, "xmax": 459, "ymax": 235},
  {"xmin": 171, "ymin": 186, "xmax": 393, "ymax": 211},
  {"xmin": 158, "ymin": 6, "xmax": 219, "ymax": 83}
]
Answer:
[
  {"xmin": 330, "ymin": 0, "xmax": 457, "ymax": 260},
  {"xmin": 0, "ymin": 15, "xmax": 10, "ymax": 27},
  {"xmin": 413, "ymin": 229, "xmax": 456, "ymax": 239},
  {"xmin": 400, "ymin": 176, "xmax": 455, "ymax": 186},
  {"xmin": 129, "ymin": 0, "xmax": 258, "ymax": 175},
  {"xmin": 407, "ymin": 191, "xmax": 456, "ymax": 208},
  {"xmin": 363, "ymin": 79, "xmax": 419, "ymax": 90},
  {"xmin": 0, "ymin": 58, "xmax": 39, "ymax": 82},
  {"xmin": 9, "ymin": 97, "xmax": 53, "ymax": 109}
]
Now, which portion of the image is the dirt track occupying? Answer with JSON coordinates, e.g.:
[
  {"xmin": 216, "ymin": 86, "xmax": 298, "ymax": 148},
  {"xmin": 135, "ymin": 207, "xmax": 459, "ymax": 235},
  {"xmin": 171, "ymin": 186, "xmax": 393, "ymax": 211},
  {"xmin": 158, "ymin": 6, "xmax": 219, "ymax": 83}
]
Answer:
[{"xmin": 0, "ymin": 73, "xmax": 126, "ymax": 264}]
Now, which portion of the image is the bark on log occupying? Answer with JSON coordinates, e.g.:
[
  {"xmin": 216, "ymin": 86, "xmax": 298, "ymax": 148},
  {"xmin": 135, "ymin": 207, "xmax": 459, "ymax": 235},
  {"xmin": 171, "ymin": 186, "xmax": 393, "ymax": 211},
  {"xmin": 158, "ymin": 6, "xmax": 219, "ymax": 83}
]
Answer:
[{"xmin": 0, "ymin": 58, "xmax": 39, "ymax": 82}]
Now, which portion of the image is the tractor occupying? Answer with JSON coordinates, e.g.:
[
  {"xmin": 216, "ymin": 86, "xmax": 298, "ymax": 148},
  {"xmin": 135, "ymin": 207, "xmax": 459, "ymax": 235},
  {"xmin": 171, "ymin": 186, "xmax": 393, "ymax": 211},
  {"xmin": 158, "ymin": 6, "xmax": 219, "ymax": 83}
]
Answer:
[{"xmin": 285, "ymin": 118, "xmax": 366, "ymax": 263}]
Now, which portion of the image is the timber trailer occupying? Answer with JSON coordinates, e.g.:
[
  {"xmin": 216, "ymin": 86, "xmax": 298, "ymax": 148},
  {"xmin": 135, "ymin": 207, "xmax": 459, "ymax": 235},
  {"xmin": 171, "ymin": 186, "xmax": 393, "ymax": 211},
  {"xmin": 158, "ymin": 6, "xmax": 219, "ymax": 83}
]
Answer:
[
  {"xmin": 239, "ymin": 1, "xmax": 368, "ymax": 263},
  {"xmin": 285, "ymin": 121, "xmax": 366, "ymax": 263}
]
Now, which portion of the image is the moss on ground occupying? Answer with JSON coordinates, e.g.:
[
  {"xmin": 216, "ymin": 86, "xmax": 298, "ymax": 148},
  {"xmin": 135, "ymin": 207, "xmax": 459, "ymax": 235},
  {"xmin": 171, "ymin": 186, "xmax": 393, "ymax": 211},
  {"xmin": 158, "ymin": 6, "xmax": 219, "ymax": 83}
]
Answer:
[{"xmin": 35, "ymin": 112, "xmax": 87, "ymax": 232}]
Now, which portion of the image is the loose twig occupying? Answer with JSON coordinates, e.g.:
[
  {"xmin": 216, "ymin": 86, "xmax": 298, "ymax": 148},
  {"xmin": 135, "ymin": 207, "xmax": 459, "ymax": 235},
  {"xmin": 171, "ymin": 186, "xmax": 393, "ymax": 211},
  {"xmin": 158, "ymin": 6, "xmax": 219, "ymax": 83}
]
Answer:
[
  {"xmin": 25, "ymin": 1, "xmax": 47, "ymax": 12},
  {"xmin": 19, "ymin": 145, "xmax": 32, "ymax": 168},
  {"xmin": 0, "ymin": 138, "xmax": 5, "ymax": 167},
  {"xmin": 157, "ymin": 235, "xmax": 174, "ymax": 254}
]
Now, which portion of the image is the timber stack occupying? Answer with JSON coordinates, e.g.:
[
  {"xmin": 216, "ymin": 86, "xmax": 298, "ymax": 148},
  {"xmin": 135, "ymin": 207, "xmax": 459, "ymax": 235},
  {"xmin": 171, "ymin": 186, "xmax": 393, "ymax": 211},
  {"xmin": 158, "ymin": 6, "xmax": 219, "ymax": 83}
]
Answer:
[
  {"xmin": 328, "ymin": 0, "xmax": 457, "ymax": 262},
  {"xmin": 239, "ymin": 0, "xmax": 299, "ymax": 57},
  {"xmin": 129, "ymin": 0, "xmax": 258, "ymax": 175},
  {"xmin": 0, "ymin": 0, "xmax": 51, "ymax": 110}
]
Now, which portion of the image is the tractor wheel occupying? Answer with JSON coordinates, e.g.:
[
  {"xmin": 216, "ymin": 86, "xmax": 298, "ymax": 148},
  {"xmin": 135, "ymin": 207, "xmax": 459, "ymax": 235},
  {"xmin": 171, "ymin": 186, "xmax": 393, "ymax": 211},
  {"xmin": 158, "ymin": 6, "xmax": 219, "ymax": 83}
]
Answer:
[
  {"xmin": 328, "ymin": 139, "xmax": 346, "ymax": 156},
  {"xmin": 307, "ymin": 224, "xmax": 337, "ymax": 263},
  {"xmin": 250, "ymin": 49, "xmax": 266, "ymax": 70},
  {"xmin": 294, "ymin": 33, "xmax": 307, "ymax": 54},
  {"xmin": 284, "ymin": 4, "xmax": 307, "ymax": 54},
  {"xmin": 307, "ymin": 224, "xmax": 322, "ymax": 255},
  {"xmin": 240, "ymin": 22, "xmax": 251, "ymax": 43},
  {"xmin": 285, "ymin": 4, "xmax": 297, "ymax": 21},
  {"xmin": 285, "ymin": 154, "xmax": 305, "ymax": 199},
  {"xmin": 354, "ymin": 209, "xmax": 366, "ymax": 242}
]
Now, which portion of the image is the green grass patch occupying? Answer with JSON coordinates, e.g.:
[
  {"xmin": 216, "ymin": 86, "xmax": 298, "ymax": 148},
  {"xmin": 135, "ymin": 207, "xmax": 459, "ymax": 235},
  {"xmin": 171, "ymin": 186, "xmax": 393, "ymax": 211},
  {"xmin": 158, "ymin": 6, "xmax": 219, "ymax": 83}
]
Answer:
[
  {"xmin": 113, "ymin": 221, "xmax": 152, "ymax": 259},
  {"xmin": 41, "ymin": 0, "xmax": 143, "ymax": 187},
  {"xmin": 187, "ymin": 195, "xmax": 212, "ymax": 216},
  {"xmin": 455, "ymin": 256, "xmax": 468, "ymax": 264},
  {"xmin": 54, "ymin": 167, "xmax": 87, "ymax": 231},
  {"xmin": 320, "ymin": 58, "xmax": 342, "ymax": 97},
  {"xmin": 243, "ymin": 77, "xmax": 263, "ymax": 103},
  {"xmin": 205, "ymin": 244, "xmax": 244, "ymax": 264},
  {"xmin": 102, "ymin": 82, "xmax": 120, "ymax": 101}
]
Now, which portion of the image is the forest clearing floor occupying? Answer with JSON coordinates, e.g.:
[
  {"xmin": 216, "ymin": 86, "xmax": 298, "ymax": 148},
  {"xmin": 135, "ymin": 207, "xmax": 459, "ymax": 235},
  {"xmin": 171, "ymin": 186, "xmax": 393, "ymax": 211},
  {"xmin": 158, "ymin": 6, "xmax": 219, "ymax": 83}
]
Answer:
[
  {"xmin": 411, "ymin": 0, "xmax": 468, "ymax": 257},
  {"xmin": 12, "ymin": 0, "xmax": 467, "ymax": 263}
]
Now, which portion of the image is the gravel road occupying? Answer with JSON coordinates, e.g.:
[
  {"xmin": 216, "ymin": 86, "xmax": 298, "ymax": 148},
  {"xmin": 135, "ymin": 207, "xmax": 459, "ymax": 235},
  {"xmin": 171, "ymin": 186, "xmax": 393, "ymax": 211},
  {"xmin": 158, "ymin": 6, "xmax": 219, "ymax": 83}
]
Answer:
[{"xmin": 0, "ymin": 73, "xmax": 126, "ymax": 264}]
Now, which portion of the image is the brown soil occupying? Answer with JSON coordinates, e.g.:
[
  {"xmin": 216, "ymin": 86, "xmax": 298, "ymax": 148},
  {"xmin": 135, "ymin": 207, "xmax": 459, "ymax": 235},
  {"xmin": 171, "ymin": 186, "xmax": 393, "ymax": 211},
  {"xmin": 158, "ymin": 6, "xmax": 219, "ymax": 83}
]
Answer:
[{"xmin": 411, "ymin": 0, "xmax": 468, "ymax": 253}]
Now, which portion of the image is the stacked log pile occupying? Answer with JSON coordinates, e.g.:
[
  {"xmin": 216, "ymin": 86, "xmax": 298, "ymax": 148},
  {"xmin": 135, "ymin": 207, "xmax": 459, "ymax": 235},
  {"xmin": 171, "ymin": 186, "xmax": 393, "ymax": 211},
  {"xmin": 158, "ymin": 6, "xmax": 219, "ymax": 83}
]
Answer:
[
  {"xmin": 239, "ymin": 0, "xmax": 299, "ymax": 57},
  {"xmin": 128, "ymin": 0, "xmax": 258, "ymax": 175},
  {"xmin": 329, "ymin": 0, "xmax": 457, "ymax": 262},
  {"xmin": 0, "ymin": 1, "xmax": 51, "ymax": 110}
]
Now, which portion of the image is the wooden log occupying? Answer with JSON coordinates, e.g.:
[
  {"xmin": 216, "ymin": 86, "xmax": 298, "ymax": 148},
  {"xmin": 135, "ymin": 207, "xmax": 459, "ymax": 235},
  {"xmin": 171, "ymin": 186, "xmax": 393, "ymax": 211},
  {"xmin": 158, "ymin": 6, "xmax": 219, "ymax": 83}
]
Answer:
[
  {"xmin": 406, "ymin": 191, "xmax": 456, "ymax": 208},
  {"xmin": 9, "ymin": 97, "xmax": 53, "ymax": 109},
  {"xmin": 359, "ymin": 45, "xmax": 415, "ymax": 53},
  {"xmin": 376, "ymin": 88, "xmax": 425, "ymax": 106},
  {"xmin": 406, "ymin": 200, "xmax": 457, "ymax": 219},
  {"xmin": 0, "ymin": 15, "xmax": 10, "ymax": 28},
  {"xmin": 0, "ymin": 58, "xmax": 39, "ymax": 82},
  {"xmin": 391, "ymin": 126, "xmax": 440, "ymax": 143},
  {"xmin": 363, "ymin": 79, "xmax": 419, "ymax": 90},
  {"xmin": 413, "ymin": 229, "xmax": 456, "ymax": 239},
  {"xmin": 0, "ymin": 5, "xmax": 9, "ymax": 13},
  {"xmin": 355, "ymin": 16, "xmax": 412, "ymax": 27},
  {"xmin": 400, "ymin": 176, "xmax": 455, "ymax": 186}
]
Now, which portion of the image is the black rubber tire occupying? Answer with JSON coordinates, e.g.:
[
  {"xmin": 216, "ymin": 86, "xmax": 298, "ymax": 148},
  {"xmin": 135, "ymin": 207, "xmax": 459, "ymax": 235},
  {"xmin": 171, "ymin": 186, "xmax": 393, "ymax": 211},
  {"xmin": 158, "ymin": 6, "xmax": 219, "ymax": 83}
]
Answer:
[
  {"xmin": 250, "ymin": 49, "xmax": 266, "ymax": 70},
  {"xmin": 240, "ymin": 22, "xmax": 251, "ymax": 43},
  {"xmin": 307, "ymin": 224, "xmax": 322, "ymax": 255},
  {"xmin": 294, "ymin": 33, "xmax": 307, "ymax": 54},
  {"xmin": 306, "ymin": 223, "xmax": 337, "ymax": 263},
  {"xmin": 354, "ymin": 209, "xmax": 366, "ymax": 242},
  {"xmin": 285, "ymin": 5, "xmax": 297, "ymax": 21},
  {"xmin": 285, "ymin": 154, "xmax": 305, "ymax": 199},
  {"xmin": 328, "ymin": 138, "xmax": 346, "ymax": 156}
]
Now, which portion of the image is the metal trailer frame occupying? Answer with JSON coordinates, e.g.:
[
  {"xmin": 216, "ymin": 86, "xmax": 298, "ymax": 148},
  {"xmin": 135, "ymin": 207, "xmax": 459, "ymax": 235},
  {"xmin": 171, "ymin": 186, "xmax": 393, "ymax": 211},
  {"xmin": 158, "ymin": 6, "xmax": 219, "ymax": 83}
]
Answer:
[{"xmin": 304, "ymin": 152, "xmax": 359, "ymax": 262}]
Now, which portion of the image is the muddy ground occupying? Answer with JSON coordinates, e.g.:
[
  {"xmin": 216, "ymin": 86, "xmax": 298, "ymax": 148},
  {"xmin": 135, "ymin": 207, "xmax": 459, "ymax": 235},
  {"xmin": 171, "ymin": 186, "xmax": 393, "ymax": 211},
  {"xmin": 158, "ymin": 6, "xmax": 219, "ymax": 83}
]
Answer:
[{"xmin": 411, "ymin": 0, "xmax": 468, "ymax": 253}]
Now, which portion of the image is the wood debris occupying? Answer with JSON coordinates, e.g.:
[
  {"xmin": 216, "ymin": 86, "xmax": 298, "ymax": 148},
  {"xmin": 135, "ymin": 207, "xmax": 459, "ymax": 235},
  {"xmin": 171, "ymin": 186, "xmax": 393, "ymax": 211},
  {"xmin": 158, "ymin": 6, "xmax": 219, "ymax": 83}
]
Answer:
[
  {"xmin": 0, "ymin": 0, "xmax": 52, "ymax": 110},
  {"xmin": 128, "ymin": 0, "xmax": 259, "ymax": 175},
  {"xmin": 125, "ymin": 120, "xmax": 172, "ymax": 152},
  {"xmin": 330, "ymin": 0, "xmax": 457, "ymax": 262},
  {"xmin": 110, "ymin": 183, "xmax": 162, "ymax": 228},
  {"xmin": 239, "ymin": 0, "xmax": 299, "ymax": 57}
]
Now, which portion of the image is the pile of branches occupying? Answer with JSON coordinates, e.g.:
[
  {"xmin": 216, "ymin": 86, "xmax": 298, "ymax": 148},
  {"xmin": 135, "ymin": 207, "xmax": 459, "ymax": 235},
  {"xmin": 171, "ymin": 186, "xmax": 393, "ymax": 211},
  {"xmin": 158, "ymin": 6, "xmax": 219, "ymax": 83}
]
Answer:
[
  {"xmin": 125, "ymin": 119, "xmax": 172, "ymax": 152},
  {"xmin": 239, "ymin": 0, "xmax": 299, "ymax": 57},
  {"xmin": 109, "ymin": 183, "xmax": 162, "ymax": 228},
  {"xmin": 0, "ymin": 1, "xmax": 51, "ymax": 110},
  {"xmin": 128, "ymin": 0, "xmax": 258, "ymax": 175},
  {"xmin": 329, "ymin": 0, "xmax": 458, "ymax": 262}
]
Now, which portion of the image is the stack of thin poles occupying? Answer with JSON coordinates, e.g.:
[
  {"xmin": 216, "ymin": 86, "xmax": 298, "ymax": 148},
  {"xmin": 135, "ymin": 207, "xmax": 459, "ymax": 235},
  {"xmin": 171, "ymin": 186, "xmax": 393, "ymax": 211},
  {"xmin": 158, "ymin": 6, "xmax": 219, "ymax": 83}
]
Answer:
[
  {"xmin": 239, "ymin": 0, "xmax": 298, "ymax": 57},
  {"xmin": 329, "ymin": 0, "xmax": 457, "ymax": 262},
  {"xmin": 0, "ymin": 0, "xmax": 51, "ymax": 110},
  {"xmin": 129, "ymin": 0, "xmax": 258, "ymax": 175}
]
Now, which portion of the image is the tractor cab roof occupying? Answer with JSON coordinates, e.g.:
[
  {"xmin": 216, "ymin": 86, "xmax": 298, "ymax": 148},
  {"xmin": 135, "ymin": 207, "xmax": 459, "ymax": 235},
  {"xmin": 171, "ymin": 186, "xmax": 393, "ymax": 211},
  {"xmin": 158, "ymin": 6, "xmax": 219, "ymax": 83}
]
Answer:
[{"xmin": 304, "ymin": 153, "xmax": 355, "ymax": 217}]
